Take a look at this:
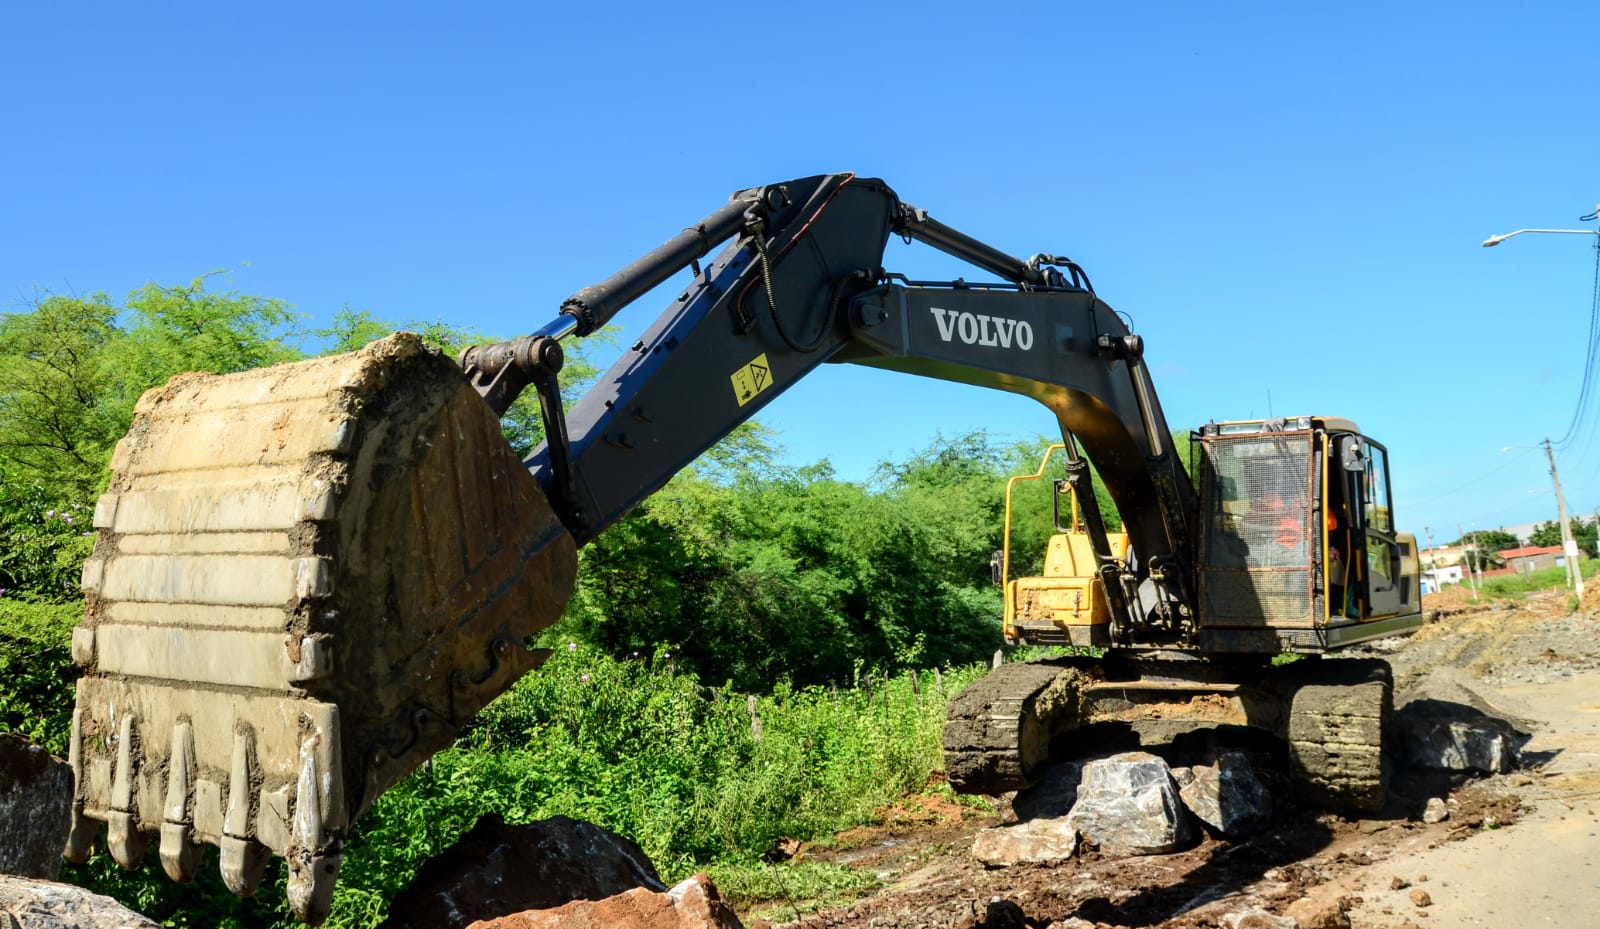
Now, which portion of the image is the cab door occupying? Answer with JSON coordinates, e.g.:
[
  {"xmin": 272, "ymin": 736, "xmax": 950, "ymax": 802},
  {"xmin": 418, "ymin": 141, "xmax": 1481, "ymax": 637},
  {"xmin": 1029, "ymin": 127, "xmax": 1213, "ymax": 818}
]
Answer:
[{"xmin": 1358, "ymin": 440, "xmax": 1403, "ymax": 617}]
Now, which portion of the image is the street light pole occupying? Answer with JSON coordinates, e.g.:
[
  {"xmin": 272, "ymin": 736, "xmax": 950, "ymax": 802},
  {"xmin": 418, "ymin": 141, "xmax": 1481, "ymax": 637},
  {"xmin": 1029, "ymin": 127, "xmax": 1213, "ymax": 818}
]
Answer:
[
  {"xmin": 1485, "ymin": 208, "xmax": 1600, "ymax": 602},
  {"xmin": 1482, "ymin": 208, "xmax": 1600, "ymax": 247}
]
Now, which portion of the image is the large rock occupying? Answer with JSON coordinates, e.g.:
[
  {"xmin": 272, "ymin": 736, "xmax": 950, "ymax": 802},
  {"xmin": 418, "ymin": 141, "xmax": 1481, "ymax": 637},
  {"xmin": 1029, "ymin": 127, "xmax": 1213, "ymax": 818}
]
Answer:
[
  {"xmin": 1012, "ymin": 760, "xmax": 1083, "ymax": 821},
  {"xmin": 972, "ymin": 817, "xmax": 1078, "ymax": 867},
  {"xmin": 1284, "ymin": 895, "xmax": 1351, "ymax": 929},
  {"xmin": 1178, "ymin": 752, "xmax": 1272, "ymax": 839},
  {"xmin": 0, "ymin": 874, "xmax": 160, "ymax": 928},
  {"xmin": 379, "ymin": 814, "xmax": 665, "ymax": 929},
  {"xmin": 1065, "ymin": 752, "xmax": 1194, "ymax": 856},
  {"xmin": 468, "ymin": 873, "xmax": 743, "ymax": 929},
  {"xmin": 0, "ymin": 734, "xmax": 72, "ymax": 880},
  {"xmin": 1393, "ymin": 714, "xmax": 1522, "ymax": 773},
  {"xmin": 1392, "ymin": 668, "xmax": 1530, "ymax": 774}
]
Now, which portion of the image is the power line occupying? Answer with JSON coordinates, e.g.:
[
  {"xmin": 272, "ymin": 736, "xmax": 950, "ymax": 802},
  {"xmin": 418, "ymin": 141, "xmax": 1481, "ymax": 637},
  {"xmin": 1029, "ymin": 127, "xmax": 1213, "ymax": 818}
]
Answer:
[
  {"xmin": 1551, "ymin": 213, "xmax": 1600, "ymax": 454},
  {"xmin": 1407, "ymin": 445, "xmax": 1536, "ymax": 507}
]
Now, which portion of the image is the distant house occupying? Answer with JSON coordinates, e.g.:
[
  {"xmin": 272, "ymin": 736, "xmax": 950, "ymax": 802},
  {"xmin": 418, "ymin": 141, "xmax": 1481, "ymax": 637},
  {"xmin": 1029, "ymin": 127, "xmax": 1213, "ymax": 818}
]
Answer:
[
  {"xmin": 1423, "ymin": 563, "xmax": 1466, "ymax": 588},
  {"xmin": 1497, "ymin": 545, "xmax": 1565, "ymax": 574},
  {"xmin": 1421, "ymin": 544, "xmax": 1500, "ymax": 571},
  {"xmin": 1421, "ymin": 545, "xmax": 1470, "ymax": 568}
]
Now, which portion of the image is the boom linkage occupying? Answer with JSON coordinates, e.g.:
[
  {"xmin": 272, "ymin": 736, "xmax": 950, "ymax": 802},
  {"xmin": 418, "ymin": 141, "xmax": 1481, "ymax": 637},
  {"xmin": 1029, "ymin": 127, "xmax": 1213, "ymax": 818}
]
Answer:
[{"xmin": 459, "ymin": 173, "xmax": 1200, "ymax": 637}]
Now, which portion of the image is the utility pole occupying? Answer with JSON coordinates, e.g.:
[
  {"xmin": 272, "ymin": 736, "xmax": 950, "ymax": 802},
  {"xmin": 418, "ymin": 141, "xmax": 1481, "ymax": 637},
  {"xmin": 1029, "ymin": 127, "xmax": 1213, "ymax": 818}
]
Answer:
[
  {"xmin": 1423, "ymin": 526, "xmax": 1437, "ymax": 593},
  {"xmin": 1457, "ymin": 522, "xmax": 1480, "ymax": 601},
  {"xmin": 1543, "ymin": 437, "xmax": 1584, "ymax": 599}
]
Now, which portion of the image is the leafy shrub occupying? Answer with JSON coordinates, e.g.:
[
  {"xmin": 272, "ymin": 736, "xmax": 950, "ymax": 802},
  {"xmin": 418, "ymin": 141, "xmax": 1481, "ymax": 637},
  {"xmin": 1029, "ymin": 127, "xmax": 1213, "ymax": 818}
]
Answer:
[
  {"xmin": 0, "ymin": 482, "xmax": 93, "ymax": 754},
  {"xmin": 311, "ymin": 647, "xmax": 987, "ymax": 927}
]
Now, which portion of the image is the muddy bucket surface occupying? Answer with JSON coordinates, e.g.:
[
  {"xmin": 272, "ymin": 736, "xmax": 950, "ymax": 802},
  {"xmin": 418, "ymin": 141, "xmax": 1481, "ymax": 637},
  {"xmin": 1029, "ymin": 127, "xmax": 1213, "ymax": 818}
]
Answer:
[{"xmin": 68, "ymin": 333, "xmax": 577, "ymax": 923}]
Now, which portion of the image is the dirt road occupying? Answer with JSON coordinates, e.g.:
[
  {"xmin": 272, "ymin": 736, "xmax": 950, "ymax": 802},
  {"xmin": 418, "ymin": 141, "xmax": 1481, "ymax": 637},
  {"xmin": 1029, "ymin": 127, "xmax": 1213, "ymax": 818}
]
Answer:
[{"xmin": 768, "ymin": 595, "xmax": 1600, "ymax": 929}]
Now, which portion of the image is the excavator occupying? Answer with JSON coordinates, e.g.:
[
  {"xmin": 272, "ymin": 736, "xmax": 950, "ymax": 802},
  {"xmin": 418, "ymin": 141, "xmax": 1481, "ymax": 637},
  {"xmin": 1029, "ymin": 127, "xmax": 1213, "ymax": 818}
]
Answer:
[{"xmin": 63, "ymin": 173, "xmax": 1423, "ymax": 923}]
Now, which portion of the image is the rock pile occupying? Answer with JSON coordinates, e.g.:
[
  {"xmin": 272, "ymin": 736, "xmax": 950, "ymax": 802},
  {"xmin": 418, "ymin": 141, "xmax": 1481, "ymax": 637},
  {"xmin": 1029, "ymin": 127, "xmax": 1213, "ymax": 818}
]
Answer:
[{"xmin": 974, "ymin": 750, "xmax": 1273, "ymax": 867}]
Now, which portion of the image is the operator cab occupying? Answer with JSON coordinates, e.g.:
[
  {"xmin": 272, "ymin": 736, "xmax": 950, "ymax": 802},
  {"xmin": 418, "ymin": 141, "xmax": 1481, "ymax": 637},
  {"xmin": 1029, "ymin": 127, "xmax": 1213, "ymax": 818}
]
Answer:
[{"xmin": 1194, "ymin": 416, "xmax": 1423, "ymax": 652}]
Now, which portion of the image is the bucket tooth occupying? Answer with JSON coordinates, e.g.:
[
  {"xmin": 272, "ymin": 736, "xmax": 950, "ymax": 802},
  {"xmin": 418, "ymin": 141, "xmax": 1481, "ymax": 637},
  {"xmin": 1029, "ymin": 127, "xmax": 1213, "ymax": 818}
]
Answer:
[
  {"xmin": 159, "ymin": 720, "xmax": 201, "ymax": 883},
  {"xmin": 286, "ymin": 729, "xmax": 341, "ymax": 924},
  {"xmin": 220, "ymin": 835, "xmax": 271, "ymax": 897},
  {"xmin": 220, "ymin": 726, "xmax": 269, "ymax": 896},
  {"xmin": 107, "ymin": 714, "xmax": 148, "ymax": 870},
  {"xmin": 63, "ymin": 707, "xmax": 99, "ymax": 864}
]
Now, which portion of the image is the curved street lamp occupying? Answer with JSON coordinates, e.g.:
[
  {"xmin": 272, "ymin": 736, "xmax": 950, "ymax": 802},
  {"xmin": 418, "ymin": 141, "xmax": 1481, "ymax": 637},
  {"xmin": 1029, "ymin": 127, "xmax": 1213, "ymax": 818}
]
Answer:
[{"xmin": 1483, "ymin": 207, "xmax": 1600, "ymax": 247}]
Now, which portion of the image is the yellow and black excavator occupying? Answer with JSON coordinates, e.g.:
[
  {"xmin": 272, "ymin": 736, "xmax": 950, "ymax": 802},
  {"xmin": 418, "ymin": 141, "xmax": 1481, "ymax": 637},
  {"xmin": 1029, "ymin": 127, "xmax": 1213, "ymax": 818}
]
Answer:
[{"xmin": 64, "ymin": 173, "xmax": 1422, "ymax": 922}]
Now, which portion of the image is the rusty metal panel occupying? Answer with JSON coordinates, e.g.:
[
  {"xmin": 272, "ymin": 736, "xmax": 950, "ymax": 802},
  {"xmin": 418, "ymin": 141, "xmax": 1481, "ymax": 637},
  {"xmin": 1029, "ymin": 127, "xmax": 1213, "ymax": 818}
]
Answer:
[{"xmin": 1199, "ymin": 433, "xmax": 1314, "ymax": 628}]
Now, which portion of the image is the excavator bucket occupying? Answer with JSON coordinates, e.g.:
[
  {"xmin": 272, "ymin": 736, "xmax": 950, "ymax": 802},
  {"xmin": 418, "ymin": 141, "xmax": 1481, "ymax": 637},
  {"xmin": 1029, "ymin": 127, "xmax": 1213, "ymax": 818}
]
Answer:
[{"xmin": 64, "ymin": 333, "xmax": 577, "ymax": 923}]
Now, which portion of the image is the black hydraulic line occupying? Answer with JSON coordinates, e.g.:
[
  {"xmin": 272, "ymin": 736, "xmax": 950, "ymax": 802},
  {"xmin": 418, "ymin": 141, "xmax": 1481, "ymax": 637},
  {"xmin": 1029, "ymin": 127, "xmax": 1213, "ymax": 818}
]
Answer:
[
  {"xmin": 559, "ymin": 199, "xmax": 750, "ymax": 336},
  {"xmin": 895, "ymin": 205, "xmax": 1050, "ymax": 288}
]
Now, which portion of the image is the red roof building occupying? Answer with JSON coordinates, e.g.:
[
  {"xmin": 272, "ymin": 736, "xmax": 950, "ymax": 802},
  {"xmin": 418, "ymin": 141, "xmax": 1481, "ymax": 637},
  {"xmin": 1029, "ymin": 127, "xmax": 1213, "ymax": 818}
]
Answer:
[{"xmin": 1496, "ymin": 545, "xmax": 1565, "ymax": 573}]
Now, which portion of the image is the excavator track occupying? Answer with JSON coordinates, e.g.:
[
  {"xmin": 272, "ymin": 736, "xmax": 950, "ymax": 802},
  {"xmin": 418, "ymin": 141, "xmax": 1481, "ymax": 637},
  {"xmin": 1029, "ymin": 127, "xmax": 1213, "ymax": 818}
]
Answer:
[
  {"xmin": 944, "ymin": 656, "xmax": 1393, "ymax": 814},
  {"xmin": 1281, "ymin": 657, "xmax": 1392, "ymax": 814},
  {"xmin": 67, "ymin": 333, "xmax": 578, "ymax": 923},
  {"xmin": 941, "ymin": 659, "xmax": 1097, "ymax": 794}
]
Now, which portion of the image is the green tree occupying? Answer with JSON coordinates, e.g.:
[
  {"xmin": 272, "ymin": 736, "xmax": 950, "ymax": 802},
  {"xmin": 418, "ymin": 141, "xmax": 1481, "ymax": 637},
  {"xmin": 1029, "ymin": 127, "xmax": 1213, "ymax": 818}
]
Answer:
[
  {"xmin": 0, "ymin": 294, "xmax": 127, "ymax": 496},
  {"xmin": 559, "ymin": 429, "xmax": 1021, "ymax": 689},
  {"xmin": 1529, "ymin": 517, "xmax": 1597, "ymax": 556},
  {"xmin": 0, "ymin": 276, "xmax": 302, "ymax": 496},
  {"xmin": 1459, "ymin": 528, "xmax": 1519, "ymax": 556}
]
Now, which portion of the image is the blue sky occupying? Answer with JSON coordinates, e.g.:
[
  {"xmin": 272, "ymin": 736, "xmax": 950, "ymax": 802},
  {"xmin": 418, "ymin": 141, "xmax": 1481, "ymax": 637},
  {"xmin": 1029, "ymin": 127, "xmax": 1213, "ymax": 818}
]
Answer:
[{"xmin": 5, "ymin": 2, "xmax": 1599, "ymax": 543}]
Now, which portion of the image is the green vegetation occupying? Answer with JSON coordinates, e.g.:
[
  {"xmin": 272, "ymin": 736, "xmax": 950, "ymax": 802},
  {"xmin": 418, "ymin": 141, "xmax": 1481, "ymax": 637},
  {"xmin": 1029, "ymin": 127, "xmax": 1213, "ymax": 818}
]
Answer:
[
  {"xmin": 1479, "ymin": 558, "xmax": 1600, "ymax": 599},
  {"xmin": 316, "ymin": 649, "xmax": 987, "ymax": 926},
  {"xmin": 0, "ymin": 276, "xmax": 1078, "ymax": 926},
  {"xmin": 1529, "ymin": 516, "xmax": 1599, "ymax": 558}
]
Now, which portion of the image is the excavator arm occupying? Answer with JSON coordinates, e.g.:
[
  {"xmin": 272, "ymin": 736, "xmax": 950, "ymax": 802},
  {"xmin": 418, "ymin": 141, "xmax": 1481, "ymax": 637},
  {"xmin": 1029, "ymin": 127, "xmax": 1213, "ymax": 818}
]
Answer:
[
  {"xmin": 465, "ymin": 172, "xmax": 1196, "ymax": 623},
  {"xmin": 68, "ymin": 173, "xmax": 1201, "ymax": 922}
]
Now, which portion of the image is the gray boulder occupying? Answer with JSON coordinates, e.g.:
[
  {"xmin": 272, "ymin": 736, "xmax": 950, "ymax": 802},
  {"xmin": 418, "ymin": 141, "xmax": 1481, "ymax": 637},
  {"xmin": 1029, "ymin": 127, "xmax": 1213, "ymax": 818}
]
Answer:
[
  {"xmin": 1178, "ymin": 752, "xmax": 1272, "ymax": 839},
  {"xmin": 0, "ymin": 734, "xmax": 72, "ymax": 880},
  {"xmin": 1394, "ymin": 714, "xmax": 1522, "ymax": 773},
  {"xmin": 971, "ymin": 817, "xmax": 1078, "ymax": 867},
  {"xmin": 1065, "ymin": 752, "xmax": 1194, "ymax": 855},
  {"xmin": 1391, "ymin": 668, "xmax": 1532, "ymax": 774},
  {"xmin": 0, "ymin": 874, "xmax": 160, "ymax": 928}
]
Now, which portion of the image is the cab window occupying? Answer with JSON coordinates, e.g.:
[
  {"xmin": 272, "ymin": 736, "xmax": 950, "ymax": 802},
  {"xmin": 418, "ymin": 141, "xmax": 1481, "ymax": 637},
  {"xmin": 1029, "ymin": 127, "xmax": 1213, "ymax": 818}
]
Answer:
[{"xmin": 1364, "ymin": 445, "xmax": 1392, "ymax": 534}]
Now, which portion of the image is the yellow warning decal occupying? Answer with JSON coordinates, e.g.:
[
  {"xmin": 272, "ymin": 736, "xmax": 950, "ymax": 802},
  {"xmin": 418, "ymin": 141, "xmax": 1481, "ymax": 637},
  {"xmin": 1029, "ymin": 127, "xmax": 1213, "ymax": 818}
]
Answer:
[{"xmin": 731, "ymin": 353, "xmax": 773, "ymax": 407}]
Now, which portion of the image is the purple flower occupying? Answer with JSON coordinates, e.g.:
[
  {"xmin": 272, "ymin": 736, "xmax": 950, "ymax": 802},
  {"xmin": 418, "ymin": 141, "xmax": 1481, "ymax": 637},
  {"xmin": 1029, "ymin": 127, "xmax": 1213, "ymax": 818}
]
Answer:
[
  {"xmin": 567, "ymin": 642, "xmax": 577, "ymax": 651},
  {"xmin": 45, "ymin": 509, "xmax": 54, "ymax": 517},
  {"xmin": 64, "ymin": 516, "xmax": 73, "ymax": 523},
  {"xmin": 662, "ymin": 651, "xmax": 671, "ymax": 659},
  {"xmin": 580, "ymin": 674, "xmax": 590, "ymax": 682}
]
